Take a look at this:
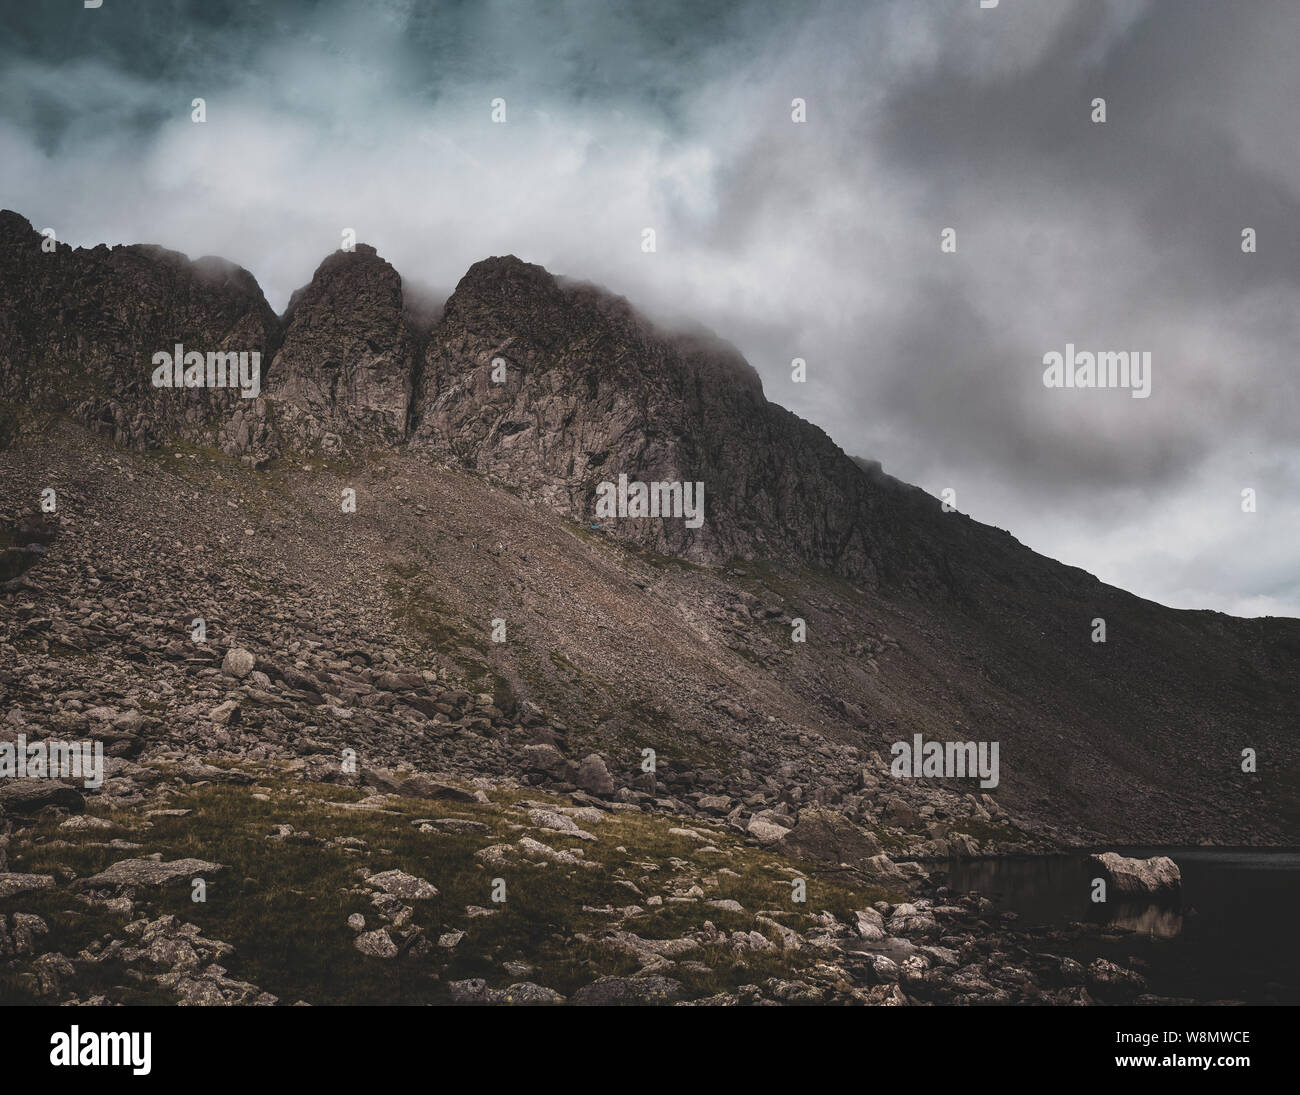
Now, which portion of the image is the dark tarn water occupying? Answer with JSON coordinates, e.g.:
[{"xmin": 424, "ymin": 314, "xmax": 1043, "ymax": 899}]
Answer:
[{"xmin": 945, "ymin": 849, "xmax": 1300, "ymax": 1004}]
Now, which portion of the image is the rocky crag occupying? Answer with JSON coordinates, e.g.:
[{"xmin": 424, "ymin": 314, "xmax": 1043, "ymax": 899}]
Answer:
[{"xmin": 1, "ymin": 212, "xmax": 1297, "ymax": 1005}]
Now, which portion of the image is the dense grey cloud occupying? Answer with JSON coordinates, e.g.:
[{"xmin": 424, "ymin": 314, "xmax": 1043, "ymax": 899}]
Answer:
[{"xmin": 1, "ymin": 0, "xmax": 1296, "ymax": 616}]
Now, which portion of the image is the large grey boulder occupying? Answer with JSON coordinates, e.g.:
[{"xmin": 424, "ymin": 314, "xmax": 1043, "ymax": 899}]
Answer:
[
  {"xmin": 575, "ymin": 754, "xmax": 614, "ymax": 796},
  {"xmin": 354, "ymin": 929, "xmax": 399, "ymax": 959},
  {"xmin": 221, "ymin": 647, "xmax": 255, "ymax": 678},
  {"xmin": 746, "ymin": 817, "xmax": 789, "ymax": 844},
  {"xmin": 776, "ymin": 807, "xmax": 882, "ymax": 864},
  {"xmin": 1089, "ymin": 852, "xmax": 1181, "ymax": 900},
  {"xmin": 887, "ymin": 902, "xmax": 939, "ymax": 938},
  {"xmin": 366, "ymin": 869, "xmax": 438, "ymax": 900},
  {"xmin": 520, "ymin": 743, "xmax": 568, "ymax": 777},
  {"xmin": 0, "ymin": 873, "xmax": 54, "ymax": 899},
  {"xmin": 0, "ymin": 779, "xmax": 85, "ymax": 817},
  {"xmin": 74, "ymin": 857, "xmax": 227, "ymax": 891},
  {"xmin": 854, "ymin": 908, "xmax": 886, "ymax": 942}
]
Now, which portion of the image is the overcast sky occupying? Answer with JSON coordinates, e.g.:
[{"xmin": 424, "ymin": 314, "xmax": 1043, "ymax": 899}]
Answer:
[{"xmin": 2, "ymin": 0, "xmax": 1297, "ymax": 617}]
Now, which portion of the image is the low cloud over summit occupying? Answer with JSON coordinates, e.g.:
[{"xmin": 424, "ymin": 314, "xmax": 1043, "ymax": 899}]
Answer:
[{"xmin": 1, "ymin": 0, "xmax": 1297, "ymax": 618}]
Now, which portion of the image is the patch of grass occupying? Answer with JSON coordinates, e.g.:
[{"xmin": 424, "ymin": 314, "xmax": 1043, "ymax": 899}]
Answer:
[
  {"xmin": 384, "ymin": 567, "xmax": 491, "ymax": 665},
  {"xmin": 3, "ymin": 768, "xmax": 906, "ymax": 1004},
  {"xmin": 598, "ymin": 698, "xmax": 725, "ymax": 768},
  {"xmin": 947, "ymin": 816, "xmax": 1032, "ymax": 847}
]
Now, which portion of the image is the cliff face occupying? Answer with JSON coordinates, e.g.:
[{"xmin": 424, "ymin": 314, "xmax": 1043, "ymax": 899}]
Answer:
[
  {"xmin": 0, "ymin": 211, "xmax": 279, "ymax": 455},
  {"xmin": 409, "ymin": 255, "xmax": 923, "ymax": 579},
  {"xmin": 263, "ymin": 244, "xmax": 415, "ymax": 454},
  {"xmin": 0, "ymin": 214, "xmax": 946, "ymax": 586}
]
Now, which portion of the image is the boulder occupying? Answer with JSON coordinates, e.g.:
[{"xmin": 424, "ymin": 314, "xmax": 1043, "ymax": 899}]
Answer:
[
  {"xmin": 776, "ymin": 807, "xmax": 882, "ymax": 864},
  {"xmin": 882, "ymin": 796, "xmax": 917, "ymax": 827},
  {"xmin": 396, "ymin": 774, "xmax": 476, "ymax": 802},
  {"xmin": 500, "ymin": 982, "xmax": 565, "ymax": 1005},
  {"xmin": 0, "ymin": 779, "xmax": 85, "ymax": 818},
  {"xmin": 746, "ymin": 817, "xmax": 789, "ymax": 844},
  {"xmin": 221, "ymin": 647, "xmax": 256, "ymax": 679},
  {"xmin": 366, "ymin": 869, "xmax": 438, "ymax": 900},
  {"xmin": 854, "ymin": 908, "xmax": 886, "ymax": 942},
  {"xmin": 887, "ymin": 902, "xmax": 939, "ymax": 938},
  {"xmin": 1086, "ymin": 957, "xmax": 1148, "ymax": 1001},
  {"xmin": 74, "ymin": 857, "xmax": 226, "ymax": 890},
  {"xmin": 575, "ymin": 754, "xmax": 614, "ymax": 796},
  {"xmin": 863, "ymin": 853, "xmax": 905, "ymax": 880},
  {"xmin": 867, "ymin": 954, "xmax": 900, "ymax": 984},
  {"xmin": 520, "ymin": 743, "xmax": 567, "ymax": 775},
  {"xmin": 528, "ymin": 809, "xmax": 597, "ymax": 841},
  {"xmin": 354, "ymin": 929, "xmax": 399, "ymax": 959},
  {"xmin": 1089, "ymin": 852, "xmax": 1181, "ymax": 900},
  {"xmin": 0, "ymin": 873, "xmax": 55, "ymax": 899}
]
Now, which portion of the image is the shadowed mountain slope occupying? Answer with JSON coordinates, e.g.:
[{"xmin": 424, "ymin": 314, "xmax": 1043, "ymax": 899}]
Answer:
[{"xmin": 1, "ymin": 211, "xmax": 1297, "ymax": 846}]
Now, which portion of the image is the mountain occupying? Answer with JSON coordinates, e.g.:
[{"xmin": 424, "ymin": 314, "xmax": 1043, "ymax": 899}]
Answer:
[
  {"xmin": 0, "ymin": 211, "xmax": 278, "ymax": 454},
  {"xmin": 265, "ymin": 244, "xmax": 416, "ymax": 452},
  {"xmin": 2, "ymin": 208, "xmax": 1297, "ymax": 855}
]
